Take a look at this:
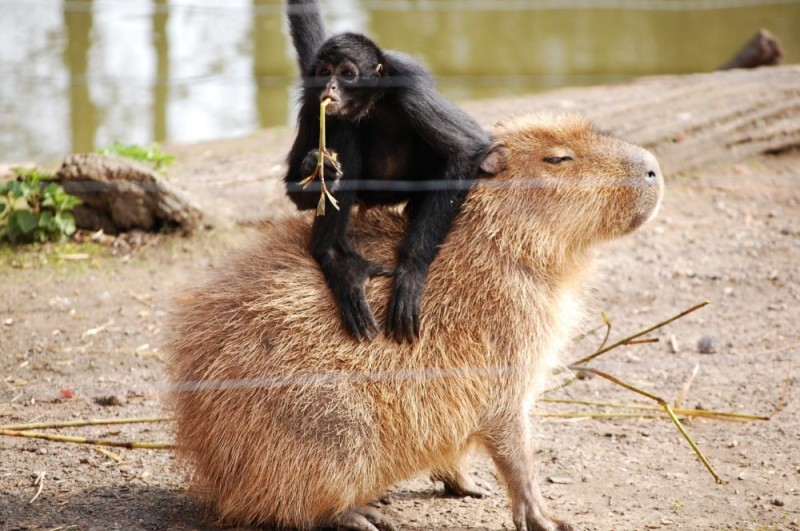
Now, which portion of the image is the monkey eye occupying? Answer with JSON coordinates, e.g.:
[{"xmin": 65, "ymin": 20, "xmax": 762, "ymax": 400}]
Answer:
[
  {"xmin": 316, "ymin": 67, "xmax": 332, "ymax": 77},
  {"xmin": 340, "ymin": 69, "xmax": 357, "ymax": 81},
  {"xmin": 543, "ymin": 156, "xmax": 574, "ymax": 164}
]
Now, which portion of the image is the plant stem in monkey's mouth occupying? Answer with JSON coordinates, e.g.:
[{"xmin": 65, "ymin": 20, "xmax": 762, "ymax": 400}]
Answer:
[{"xmin": 298, "ymin": 97, "xmax": 343, "ymax": 216}]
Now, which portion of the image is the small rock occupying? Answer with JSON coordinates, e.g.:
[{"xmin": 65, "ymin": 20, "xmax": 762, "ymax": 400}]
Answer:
[
  {"xmin": 772, "ymin": 499, "xmax": 785, "ymax": 507},
  {"xmin": 94, "ymin": 395, "xmax": 124, "ymax": 407},
  {"xmin": 38, "ymin": 447, "xmax": 48, "ymax": 455},
  {"xmin": 3, "ymin": 318, "xmax": 13, "ymax": 326},
  {"xmin": 697, "ymin": 335, "xmax": 719, "ymax": 354},
  {"xmin": 547, "ymin": 476, "xmax": 575, "ymax": 485},
  {"xmin": 668, "ymin": 334, "xmax": 680, "ymax": 354}
]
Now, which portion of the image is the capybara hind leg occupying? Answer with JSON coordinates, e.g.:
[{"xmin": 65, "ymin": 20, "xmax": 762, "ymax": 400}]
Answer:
[
  {"xmin": 431, "ymin": 467, "xmax": 490, "ymax": 498},
  {"xmin": 335, "ymin": 505, "xmax": 397, "ymax": 531},
  {"xmin": 484, "ymin": 415, "xmax": 574, "ymax": 531}
]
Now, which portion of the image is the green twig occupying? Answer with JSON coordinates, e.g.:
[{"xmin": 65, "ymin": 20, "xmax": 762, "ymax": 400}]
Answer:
[{"xmin": 298, "ymin": 97, "xmax": 342, "ymax": 215}]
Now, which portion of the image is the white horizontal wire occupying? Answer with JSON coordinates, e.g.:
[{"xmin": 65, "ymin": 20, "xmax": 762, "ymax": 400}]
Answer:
[
  {"xmin": 56, "ymin": 178, "xmax": 661, "ymax": 194},
  {"xmin": 0, "ymin": 0, "xmax": 798, "ymax": 14},
  {"xmin": 171, "ymin": 364, "xmax": 528, "ymax": 394}
]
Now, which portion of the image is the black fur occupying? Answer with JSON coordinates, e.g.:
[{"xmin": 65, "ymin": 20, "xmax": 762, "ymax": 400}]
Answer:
[
  {"xmin": 287, "ymin": 0, "xmax": 326, "ymax": 74},
  {"xmin": 285, "ymin": 0, "xmax": 491, "ymax": 343}
]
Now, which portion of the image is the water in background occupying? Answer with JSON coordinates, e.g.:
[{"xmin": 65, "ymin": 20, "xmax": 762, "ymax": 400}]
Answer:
[{"xmin": 1, "ymin": 0, "xmax": 798, "ymax": 163}]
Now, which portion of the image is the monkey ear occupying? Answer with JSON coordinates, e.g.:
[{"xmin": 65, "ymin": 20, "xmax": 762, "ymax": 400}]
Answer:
[
  {"xmin": 375, "ymin": 64, "xmax": 384, "ymax": 77},
  {"xmin": 480, "ymin": 145, "xmax": 507, "ymax": 176}
]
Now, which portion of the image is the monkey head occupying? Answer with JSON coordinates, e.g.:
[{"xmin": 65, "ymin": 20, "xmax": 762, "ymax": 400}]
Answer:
[{"xmin": 304, "ymin": 32, "xmax": 386, "ymax": 121}]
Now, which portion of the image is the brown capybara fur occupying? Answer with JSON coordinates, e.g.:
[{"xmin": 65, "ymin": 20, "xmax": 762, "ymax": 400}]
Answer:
[{"xmin": 167, "ymin": 113, "xmax": 664, "ymax": 531}]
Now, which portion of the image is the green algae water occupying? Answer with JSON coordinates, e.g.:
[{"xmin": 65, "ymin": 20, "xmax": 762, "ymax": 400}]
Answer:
[{"xmin": 1, "ymin": 0, "xmax": 798, "ymax": 162}]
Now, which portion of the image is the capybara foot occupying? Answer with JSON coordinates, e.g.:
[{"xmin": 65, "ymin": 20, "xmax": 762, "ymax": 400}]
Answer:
[
  {"xmin": 335, "ymin": 505, "xmax": 397, "ymax": 531},
  {"xmin": 432, "ymin": 469, "xmax": 490, "ymax": 498},
  {"xmin": 516, "ymin": 513, "xmax": 576, "ymax": 531}
]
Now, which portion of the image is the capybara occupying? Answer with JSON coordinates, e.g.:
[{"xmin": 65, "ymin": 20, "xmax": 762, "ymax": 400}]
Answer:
[{"xmin": 167, "ymin": 113, "xmax": 664, "ymax": 531}]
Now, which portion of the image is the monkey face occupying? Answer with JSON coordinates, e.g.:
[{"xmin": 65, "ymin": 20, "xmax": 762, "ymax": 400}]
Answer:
[
  {"xmin": 310, "ymin": 59, "xmax": 382, "ymax": 121},
  {"xmin": 314, "ymin": 60, "xmax": 357, "ymax": 112}
]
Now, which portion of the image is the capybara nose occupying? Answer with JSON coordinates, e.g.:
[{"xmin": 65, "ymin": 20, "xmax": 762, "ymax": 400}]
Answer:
[{"xmin": 640, "ymin": 149, "xmax": 663, "ymax": 187}]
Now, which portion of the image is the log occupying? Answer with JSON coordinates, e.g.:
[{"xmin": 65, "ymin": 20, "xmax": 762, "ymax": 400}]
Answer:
[
  {"xmin": 462, "ymin": 65, "xmax": 800, "ymax": 177},
  {"xmin": 55, "ymin": 153, "xmax": 204, "ymax": 234},
  {"xmin": 719, "ymin": 29, "xmax": 784, "ymax": 70}
]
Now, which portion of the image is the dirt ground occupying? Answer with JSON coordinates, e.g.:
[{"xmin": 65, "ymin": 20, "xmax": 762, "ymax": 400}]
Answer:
[{"xmin": 1, "ymin": 101, "xmax": 799, "ymax": 529}]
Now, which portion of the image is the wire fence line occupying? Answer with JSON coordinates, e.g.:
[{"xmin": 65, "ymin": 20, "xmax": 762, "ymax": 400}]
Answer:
[
  {"xmin": 46, "ymin": 177, "xmax": 663, "ymax": 194},
  {"xmin": 2, "ymin": 0, "xmax": 798, "ymax": 14},
  {"xmin": 170, "ymin": 363, "xmax": 545, "ymax": 394},
  {"xmin": 0, "ymin": 73, "xmax": 637, "ymax": 88}
]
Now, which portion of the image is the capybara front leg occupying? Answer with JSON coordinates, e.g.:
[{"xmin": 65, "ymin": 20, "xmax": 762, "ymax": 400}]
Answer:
[
  {"xmin": 484, "ymin": 414, "xmax": 575, "ymax": 531},
  {"xmin": 335, "ymin": 505, "xmax": 398, "ymax": 531}
]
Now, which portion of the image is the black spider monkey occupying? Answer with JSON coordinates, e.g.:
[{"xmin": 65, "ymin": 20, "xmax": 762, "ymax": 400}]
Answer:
[{"xmin": 285, "ymin": 0, "xmax": 491, "ymax": 343}]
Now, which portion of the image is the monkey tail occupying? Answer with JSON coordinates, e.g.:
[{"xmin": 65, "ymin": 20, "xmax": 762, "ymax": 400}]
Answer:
[{"xmin": 287, "ymin": 0, "xmax": 326, "ymax": 74}]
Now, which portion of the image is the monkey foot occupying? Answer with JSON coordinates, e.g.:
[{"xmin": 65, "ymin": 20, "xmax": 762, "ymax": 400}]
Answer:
[
  {"xmin": 432, "ymin": 469, "xmax": 491, "ymax": 498},
  {"xmin": 335, "ymin": 505, "xmax": 397, "ymax": 531}
]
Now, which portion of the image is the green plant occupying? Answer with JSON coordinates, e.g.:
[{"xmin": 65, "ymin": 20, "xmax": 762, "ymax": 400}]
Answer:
[
  {"xmin": 0, "ymin": 168, "xmax": 82, "ymax": 243},
  {"xmin": 98, "ymin": 141, "xmax": 175, "ymax": 171}
]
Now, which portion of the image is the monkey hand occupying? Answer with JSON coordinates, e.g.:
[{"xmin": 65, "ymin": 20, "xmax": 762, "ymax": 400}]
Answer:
[
  {"xmin": 386, "ymin": 267, "xmax": 425, "ymax": 343},
  {"xmin": 323, "ymin": 253, "xmax": 392, "ymax": 342},
  {"xmin": 301, "ymin": 149, "xmax": 344, "ymax": 191}
]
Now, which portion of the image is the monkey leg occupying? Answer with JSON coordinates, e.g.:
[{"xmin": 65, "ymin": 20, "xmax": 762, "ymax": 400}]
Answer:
[
  {"xmin": 483, "ymin": 413, "xmax": 574, "ymax": 531},
  {"xmin": 334, "ymin": 505, "xmax": 397, "ymax": 531}
]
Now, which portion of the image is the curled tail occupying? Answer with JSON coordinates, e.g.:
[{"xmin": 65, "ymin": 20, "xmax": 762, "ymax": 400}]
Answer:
[{"xmin": 287, "ymin": 0, "xmax": 326, "ymax": 74}]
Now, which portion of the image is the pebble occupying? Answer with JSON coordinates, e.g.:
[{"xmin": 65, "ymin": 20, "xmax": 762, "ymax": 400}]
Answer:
[
  {"xmin": 697, "ymin": 335, "xmax": 719, "ymax": 354},
  {"xmin": 3, "ymin": 318, "xmax": 13, "ymax": 326},
  {"xmin": 94, "ymin": 395, "xmax": 124, "ymax": 407},
  {"xmin": 668, "ymin": 334, "xmax": 680, "ymax": 354},
  {"xmin": 771, "ymin": 499, "xmax": 785, "ymax": 507}
]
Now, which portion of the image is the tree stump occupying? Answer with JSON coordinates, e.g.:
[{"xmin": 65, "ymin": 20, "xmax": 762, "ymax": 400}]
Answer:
[
  {"xmin": 55, "ymin": 153, "xmax": 204, "ymax": 234},
  {"xmin": 719, "ymin": 29, "xmax": 784, "ymax": 70}
]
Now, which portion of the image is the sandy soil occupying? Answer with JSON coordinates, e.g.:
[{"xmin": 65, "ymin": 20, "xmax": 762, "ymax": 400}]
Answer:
[{"xmin": 1, "ymin": 113, "xmax": 798, "ymax": 529}]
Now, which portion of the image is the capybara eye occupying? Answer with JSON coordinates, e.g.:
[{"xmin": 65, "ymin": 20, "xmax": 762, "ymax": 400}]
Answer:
[{"xmin": 543, "ymin": 156, "xmax": 573, "ymax": 164}]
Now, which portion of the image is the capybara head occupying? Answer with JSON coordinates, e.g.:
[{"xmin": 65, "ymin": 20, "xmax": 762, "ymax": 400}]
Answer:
[
  {"xmin": 479, "ymin": 113, "xmax": 663, "ymax": 245},
  {"xmin": 168, "ymin": 113, "xmax": 663, "ymax": 531}
]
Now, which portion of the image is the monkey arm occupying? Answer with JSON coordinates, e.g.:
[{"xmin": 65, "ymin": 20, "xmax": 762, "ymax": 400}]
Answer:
[
  {"xmin": 287, "ymin": 0, "xmax": 326, "ymax": 75},
  {"xmin": 386, "ymin": 79, "xmax": 491, "ymax": 343},
  {"xmin": 305, "ymin": 133, "xmax": 392, "ymax": 342}
]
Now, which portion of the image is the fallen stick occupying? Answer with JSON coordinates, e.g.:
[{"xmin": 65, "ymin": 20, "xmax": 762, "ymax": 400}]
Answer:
[
  {"xmin": 29, "ymin": 471, "xmax": 46, "ymax": 504},
  {"xmin": 0, "ymin": 429, "xmax": 174, "ymax": 450},
  {"xmin": 571, "ymin": 300, "xmax": 710, "ymax": 366},
  {"xmin": 0, "ymin": 416, "xmax": 171, "ymax": 432},
  {"xmin": 567, "ymin": 365, "xmax": 725, "ymax": 484},
  {"xmin": 541, "ymin": 398, "xmax": 769, "ymax": 422}
]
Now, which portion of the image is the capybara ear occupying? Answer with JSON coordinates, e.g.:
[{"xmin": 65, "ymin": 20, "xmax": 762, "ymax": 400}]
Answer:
[{"xmin": 480, "ymin": 144, "xmax": 507, "ymax": 176}]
